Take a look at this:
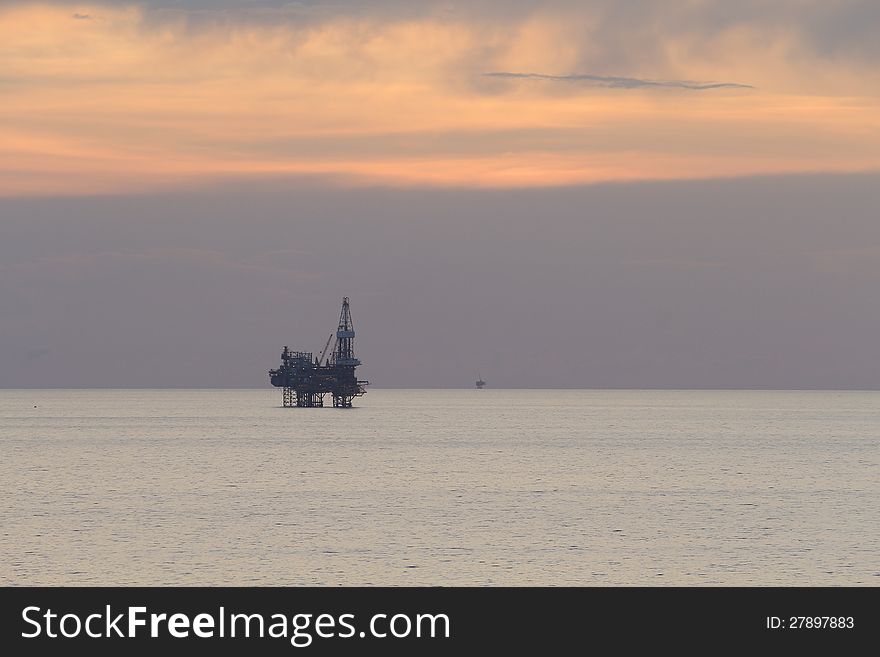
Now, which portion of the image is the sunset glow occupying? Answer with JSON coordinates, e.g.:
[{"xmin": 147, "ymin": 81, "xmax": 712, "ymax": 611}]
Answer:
[{"xmin": 2, "ymin": 2, "xmax": 880, "ymax": 196}]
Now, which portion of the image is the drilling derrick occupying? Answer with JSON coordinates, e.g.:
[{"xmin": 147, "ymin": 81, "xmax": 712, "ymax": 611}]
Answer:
[
  {"xmin": 330, "ymin": 297, "xmax": 362, "ymax": 407},
  {"xmin": 268, "ymin": 297, "xmax": 369, "ymax": 408}
]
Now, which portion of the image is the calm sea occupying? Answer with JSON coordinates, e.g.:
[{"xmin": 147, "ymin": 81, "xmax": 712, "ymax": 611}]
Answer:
[{"xmin": 2, "ymin": 389, "xmax": 877, "ymax": 586}]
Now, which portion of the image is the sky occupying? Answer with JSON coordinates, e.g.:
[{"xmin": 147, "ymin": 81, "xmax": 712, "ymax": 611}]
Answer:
[{"xmin": 1, "ymin": 1, "xmax": 879, "ymax": 388}]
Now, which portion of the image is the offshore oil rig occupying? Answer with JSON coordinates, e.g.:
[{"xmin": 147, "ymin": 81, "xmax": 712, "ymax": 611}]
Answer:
[{"xmin": 269, "ymin": 297, "xmax": 369, "ymax": 408}]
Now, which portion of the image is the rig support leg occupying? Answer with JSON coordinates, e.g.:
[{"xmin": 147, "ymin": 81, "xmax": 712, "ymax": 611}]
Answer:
[
  {"xmin": 332, "ymin": 393, "xmax": 354, "ymax": 408},
  {"xmin": 296, "ymin": 391, "xmax": 325, "ymax": 407}
]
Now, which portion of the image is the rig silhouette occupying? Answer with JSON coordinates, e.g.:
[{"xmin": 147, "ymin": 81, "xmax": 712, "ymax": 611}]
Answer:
[{"xmin": 269, "ymin": 297, "xmax": 369, "ymax": 408}]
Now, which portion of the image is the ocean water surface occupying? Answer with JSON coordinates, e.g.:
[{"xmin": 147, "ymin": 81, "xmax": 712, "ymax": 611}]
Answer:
[{"xmin": 2, "ymin": 389, "xmax": 878, "ymax": 585}]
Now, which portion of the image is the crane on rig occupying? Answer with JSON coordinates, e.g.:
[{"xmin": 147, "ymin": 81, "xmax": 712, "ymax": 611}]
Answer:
[{"xmin": 317, "ymin": 333, "xmax": 334, "ymax": 366}]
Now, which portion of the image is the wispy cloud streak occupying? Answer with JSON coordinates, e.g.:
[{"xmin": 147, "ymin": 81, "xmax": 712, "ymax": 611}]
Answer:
[{"xmin": 484, "ymin": 71, "xmax": 753, "ymax": 90}]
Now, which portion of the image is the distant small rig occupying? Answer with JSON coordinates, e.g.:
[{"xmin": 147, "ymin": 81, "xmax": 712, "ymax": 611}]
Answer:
[{"xmin": 269, "ymin": 297, "xmax": 369, "ymax": 408}]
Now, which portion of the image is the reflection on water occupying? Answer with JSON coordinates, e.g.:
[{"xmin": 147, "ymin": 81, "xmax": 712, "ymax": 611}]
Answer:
[{"xmin": 2, "ymin": 389, "xmax": 878, "ymax": 585}]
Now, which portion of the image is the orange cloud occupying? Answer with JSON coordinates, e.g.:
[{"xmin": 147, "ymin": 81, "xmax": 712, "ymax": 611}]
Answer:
[{"xmin": 1, "ymin": 3, "xmax": 879, "ymax": 196}]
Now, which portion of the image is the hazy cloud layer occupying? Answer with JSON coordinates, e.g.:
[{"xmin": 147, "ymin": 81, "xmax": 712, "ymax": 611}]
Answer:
[
  {"xmin": 1, "ymin": 1, "xmax": 879, "ymax": 195},
  {"xmin": 2, "ymin": 173, "xmax": 879, "ymax": 389}
]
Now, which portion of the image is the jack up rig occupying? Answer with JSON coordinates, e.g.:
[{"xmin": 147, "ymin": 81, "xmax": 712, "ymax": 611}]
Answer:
[{"xmin": 269, "ymin": 297, "xmax": 369, "ymax": 408}]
